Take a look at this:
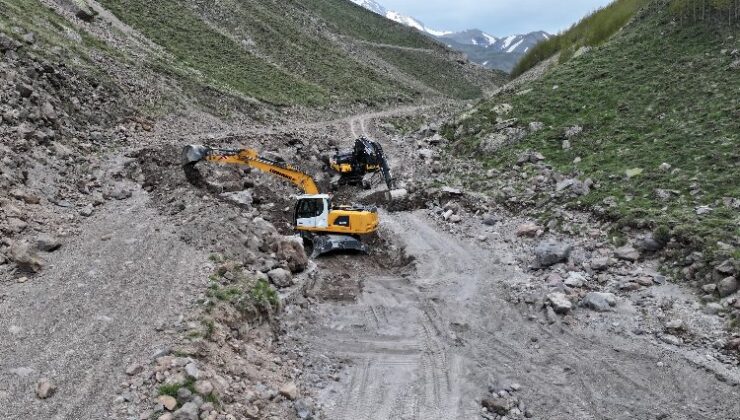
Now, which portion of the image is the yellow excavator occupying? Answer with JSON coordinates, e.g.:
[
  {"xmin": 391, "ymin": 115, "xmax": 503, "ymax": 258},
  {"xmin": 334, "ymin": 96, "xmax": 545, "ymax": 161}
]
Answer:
[{"xmin": 182, "ymin": 145, "xmax": 379, "ymax": 256}]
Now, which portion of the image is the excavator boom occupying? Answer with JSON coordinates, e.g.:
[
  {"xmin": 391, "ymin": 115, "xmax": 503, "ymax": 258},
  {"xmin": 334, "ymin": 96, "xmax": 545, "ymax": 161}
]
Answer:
[
  {"xmin": 182, "ymin": 145, "xmax": 320, "ymax": 195},
  {"xmin": 181, "ymin": 144, "xmax": 378, "ymax": 257}
]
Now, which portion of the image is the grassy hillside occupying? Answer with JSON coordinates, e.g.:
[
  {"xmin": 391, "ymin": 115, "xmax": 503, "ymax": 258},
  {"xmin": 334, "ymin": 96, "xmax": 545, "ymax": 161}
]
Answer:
[
  {"xmin": 2, "ymin": 0, "xmax": 500, "ymax": 115},
  {"xmin": 512, "ymin": 0, "xmax": 648, "ymax": 77},
  {"xmin": 446, "ymin": 1, "xmax": 739, "ymax": 275}
]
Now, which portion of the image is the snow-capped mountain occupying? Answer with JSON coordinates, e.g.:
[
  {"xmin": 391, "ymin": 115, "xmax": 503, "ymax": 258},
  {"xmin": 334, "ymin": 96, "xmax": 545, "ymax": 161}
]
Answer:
[
  {"xmin": 350, "ymin": 0, "xmax": 451, "ymax": 37},
  {"xmin": 349, "ymin": 0, "xmax": 549, "ymax": 72},
  {"xmin": 438, "ymin": 30, "xmax": 549, "ymax": 55}
]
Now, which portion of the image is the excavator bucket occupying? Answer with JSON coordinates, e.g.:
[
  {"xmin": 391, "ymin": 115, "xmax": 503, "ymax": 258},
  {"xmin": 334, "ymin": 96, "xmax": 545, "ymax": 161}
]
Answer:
[
  {"xmin": 182, "ymin": 144, "xmax": 211, "ymax": 165},
  {"xmin": 310, "ymin": 234, "xmax": 368, "ymax": 258}
]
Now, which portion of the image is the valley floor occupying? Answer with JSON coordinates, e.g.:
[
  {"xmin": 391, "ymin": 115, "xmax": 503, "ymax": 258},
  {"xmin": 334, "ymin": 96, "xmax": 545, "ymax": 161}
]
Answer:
[{"xmin": 1, "ymin": 109, "xmax": 738, "ymax": 420}]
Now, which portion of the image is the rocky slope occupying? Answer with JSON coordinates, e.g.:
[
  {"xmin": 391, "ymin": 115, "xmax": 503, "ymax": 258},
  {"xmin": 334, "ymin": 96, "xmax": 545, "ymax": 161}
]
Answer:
[{"xmin": 437, "ymin": 1, "xmax": 740, "ymax": 327}]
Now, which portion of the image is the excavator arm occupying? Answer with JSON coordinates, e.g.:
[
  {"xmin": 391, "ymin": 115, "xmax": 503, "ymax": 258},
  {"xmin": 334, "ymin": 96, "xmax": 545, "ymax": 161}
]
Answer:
[{"xmin": 182, "ymin": 145, "xmax": 320, "ymax": 195}]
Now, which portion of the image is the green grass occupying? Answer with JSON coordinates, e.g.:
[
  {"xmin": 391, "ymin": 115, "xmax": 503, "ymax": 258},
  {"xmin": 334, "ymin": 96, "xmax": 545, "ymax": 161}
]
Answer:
[
  {"xmin": 512, "ymin": 0, "xmax": 649, "ymax": 77},
  {"xmin": 98, "ymin": 0, "xmax": 327, "ymax": 106},
  {"xmin": 300, "ymin": 0, "xmax": 443, "ymax": 49},
  {"xmin": 369, "ymin": 46, "xmax": 482, "ymax": 99},
  {"xmin": 449, "ymin": 2, "xmax": 740, "ymax": 273}
]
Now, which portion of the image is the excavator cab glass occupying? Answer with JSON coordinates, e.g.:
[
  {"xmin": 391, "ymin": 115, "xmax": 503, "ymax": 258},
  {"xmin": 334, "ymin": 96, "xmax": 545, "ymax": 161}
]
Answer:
[{"xmin": 295, "ymin": 198, "xmax": 324, "ymax": 219}]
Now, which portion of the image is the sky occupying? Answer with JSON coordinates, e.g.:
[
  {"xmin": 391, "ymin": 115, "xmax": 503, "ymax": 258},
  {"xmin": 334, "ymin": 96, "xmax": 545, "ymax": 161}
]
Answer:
[{"xmin": 378, "ymin": 0, "xmax": 614, "ymax": 36}]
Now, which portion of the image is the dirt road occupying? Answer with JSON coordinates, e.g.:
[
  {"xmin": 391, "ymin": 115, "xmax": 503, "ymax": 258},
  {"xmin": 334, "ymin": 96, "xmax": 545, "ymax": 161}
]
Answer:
[
  {"xmin": 292, "ymin": 208, "xmax": 740, "ymax": 420},
  {"xmin": 286, "ymin": 113, "xmax": 740, "ymax": 420}
]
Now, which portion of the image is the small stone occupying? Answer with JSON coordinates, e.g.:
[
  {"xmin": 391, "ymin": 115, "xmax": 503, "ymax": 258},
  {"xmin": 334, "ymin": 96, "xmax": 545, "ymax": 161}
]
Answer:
[
  {"xmin": 661, "ymin": 334, "xmax": 682, "ymax": 346},
  {"xmin": 534, "ymin": 241, "xmax": 571, "ymax": 267},
  {"xmin": 21, "ymin": 32, "xmax": 36, "ymax": 44},
  {"xmin": 581, "ymin": 292, "xmax": 616, "ymax": 312},
  {"xmin": 664, "ymin": 319, "xmax": 685, "ymax": 332},
  {"xmin": 703, "ymin": 303, "xmax": 723, "ymax": 315},
  {"xmin": 193, "ymin": 380, "xmax": 213, "ymax": 395},
  {"xmin": 614, "ymin": 245, "xmax": 639, "ymax": 262},
  {"xmin": 267, "ymin": 267, "xmax": 292, "ymax": 288},
  {"xmin": 659, "ymin": 162, "xmax": 671, "ymax": 171},
  {"xmin": 564, "ymin": 272, "xmax": 587, "ymax": 288},
  {"xmin": 173, "ymin": 402, "xmax": 198, "ymax": 420},
  {"xmin": 35, "ymin": 234, "xmax": 61, "ymax": 252},
  {"xmin": 125, "ymin": 364, "xmax": 143, "ymax": 376},
  {"xmin": 279, "ymin": 382, "xmax": 298, "ymax": 400},
  {"xmin": 176, "ymin": 387, "xmax": 192, "ymax": 402},
  {"xmin": 184, "ymin": 362, "xmax": 199, "ymax": 379},
  {"xmin": 35, "ymin": 378, "xmax": 56, "ymax": 399},
  {"xmin": 80, "ymin": 205, "xmax": 94, "ymax": 217},
  {"xmin": 516, "ymin": 222, "xmax": 540, "ymax": 238},
  {"xmin": 717, "ymin": 277, "xmax": 738, "ymax": 297},
  {"xmin": 449, "ymin": 214, "xmax": 462, "ymax": 223},
  {"xmin": 158, "ymin": 395, "xmax": 178, "ymax": 411},
  {"xmin": 701, "ymin": 283, "xmax": 717, "ymax": 294},
  {"xmin": 482, "ymin": 397, "xmax": 512, "ymax": 415},
  {"xmin": 547, "ymin": 292, "xmax": 572, "ymax": 314}
]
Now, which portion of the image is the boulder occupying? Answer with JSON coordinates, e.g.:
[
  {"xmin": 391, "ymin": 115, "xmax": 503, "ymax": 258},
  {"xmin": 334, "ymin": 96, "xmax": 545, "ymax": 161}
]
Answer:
[
  {"xmin": 35, "ymin": 234, "xmax": 61, "ymax": 252},
  {"xmin": 634, "ymin": 234, "xmax": 663, "ymax": 253},
  {"xmin": 280, "ymin": 382, "xmax": 298, "ymax": 400},
  {"xmin": 547, "ymin": 292, "xmax": 572, "ymax": 314},
  {"xmin": 482, "ymin": 397, "xmax": 512, "ymax": 415},
  {"xmin": 9, "ymin": 241, "xmax": 44, "ymax": 272},
  {"xmin": 718, "ymin": 276, "xmax": 738, "ymax": 297},
  {"xmin": 268, "ymin": 268, "xmax": 292, "ymax": 288},
  {"xmin": 534, "ymin": 241, "xmax": 571, "ymax": 267},
  {"xmin": 158, "ymin": 395, "xmax": 178, "ymax": 411},
  {"xmin": 564, "ymin": 272, "xmax": 587, "ymax": 288},
  {"xmin": 194, "ymin": 380, "xmax": 214, "ymax": 395},
  {"xmin": 74, "ymin": 0, "xmax": 97, "ymax": 21},
  {"xmin": 35, "ymin": 378, "xmax": 56, "ymax": 399},
  {"xmin": 172, "ymin": 402, "xmax": 198, "ymax": 420},
  {"xmin": 564, "ymin": 125, "xmax": 583, "ymax": 138},
  {"xmin": 581, "ymin": 292, "xmax": 616, "ymax": 312},
  {"xmin": 614, "ymin": 245, "xmax": 639, "ymax": 262},
  {"xmin": 516, "ymin": 222, "xmax": 540, "ymax": 238},
  {"xmin": 274, "ymin": 237, "xmax": 308, "ymax": 273}
]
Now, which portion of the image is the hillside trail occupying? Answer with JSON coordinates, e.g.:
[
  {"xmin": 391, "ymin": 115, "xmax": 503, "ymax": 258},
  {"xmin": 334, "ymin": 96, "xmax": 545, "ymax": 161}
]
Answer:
[{"xmin": 287, "ymin": 113, "xmax": 740, "ymax": 420}]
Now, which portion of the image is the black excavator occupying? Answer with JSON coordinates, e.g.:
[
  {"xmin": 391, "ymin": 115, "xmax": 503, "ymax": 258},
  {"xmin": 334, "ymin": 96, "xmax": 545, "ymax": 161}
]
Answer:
[{"xmin": 325, "ymin": 137, "xmax": 395, "ymax": 190}]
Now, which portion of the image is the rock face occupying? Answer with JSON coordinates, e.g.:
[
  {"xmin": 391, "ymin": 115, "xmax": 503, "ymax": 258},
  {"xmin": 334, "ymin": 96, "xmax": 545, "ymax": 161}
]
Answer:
[
  {"xmin": 581, "ymin": 292, "xmax": 616, "ymax": 312},
  {"xmin": 717, "ymin": 276, "xmax": 738, "ymax": 297},
  {"xmin": 534, "ymin": 241, "xmax": 571, "ymax": 267},
  {"xmin": 547, "ymin": 292, "xmax": 572, "ymax": 314}
]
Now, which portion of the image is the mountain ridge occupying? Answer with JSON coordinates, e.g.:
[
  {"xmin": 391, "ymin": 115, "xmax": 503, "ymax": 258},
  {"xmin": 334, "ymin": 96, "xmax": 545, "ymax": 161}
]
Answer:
[{"xmin": 349, "ymin": 0, "xmax": 549, "ymax": 71}]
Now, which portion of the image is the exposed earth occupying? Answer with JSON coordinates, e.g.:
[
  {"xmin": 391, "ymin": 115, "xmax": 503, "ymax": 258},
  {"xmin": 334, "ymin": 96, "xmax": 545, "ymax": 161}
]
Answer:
[{"xmin": 2, "ymin": 106, "xmax": 738, "ymax": 420}]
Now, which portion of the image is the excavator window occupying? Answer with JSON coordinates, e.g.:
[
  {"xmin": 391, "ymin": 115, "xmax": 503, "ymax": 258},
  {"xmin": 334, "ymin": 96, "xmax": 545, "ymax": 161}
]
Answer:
[{"xmin": 296, "ymin": 198, "xmax": 324, "ymax": 219}]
